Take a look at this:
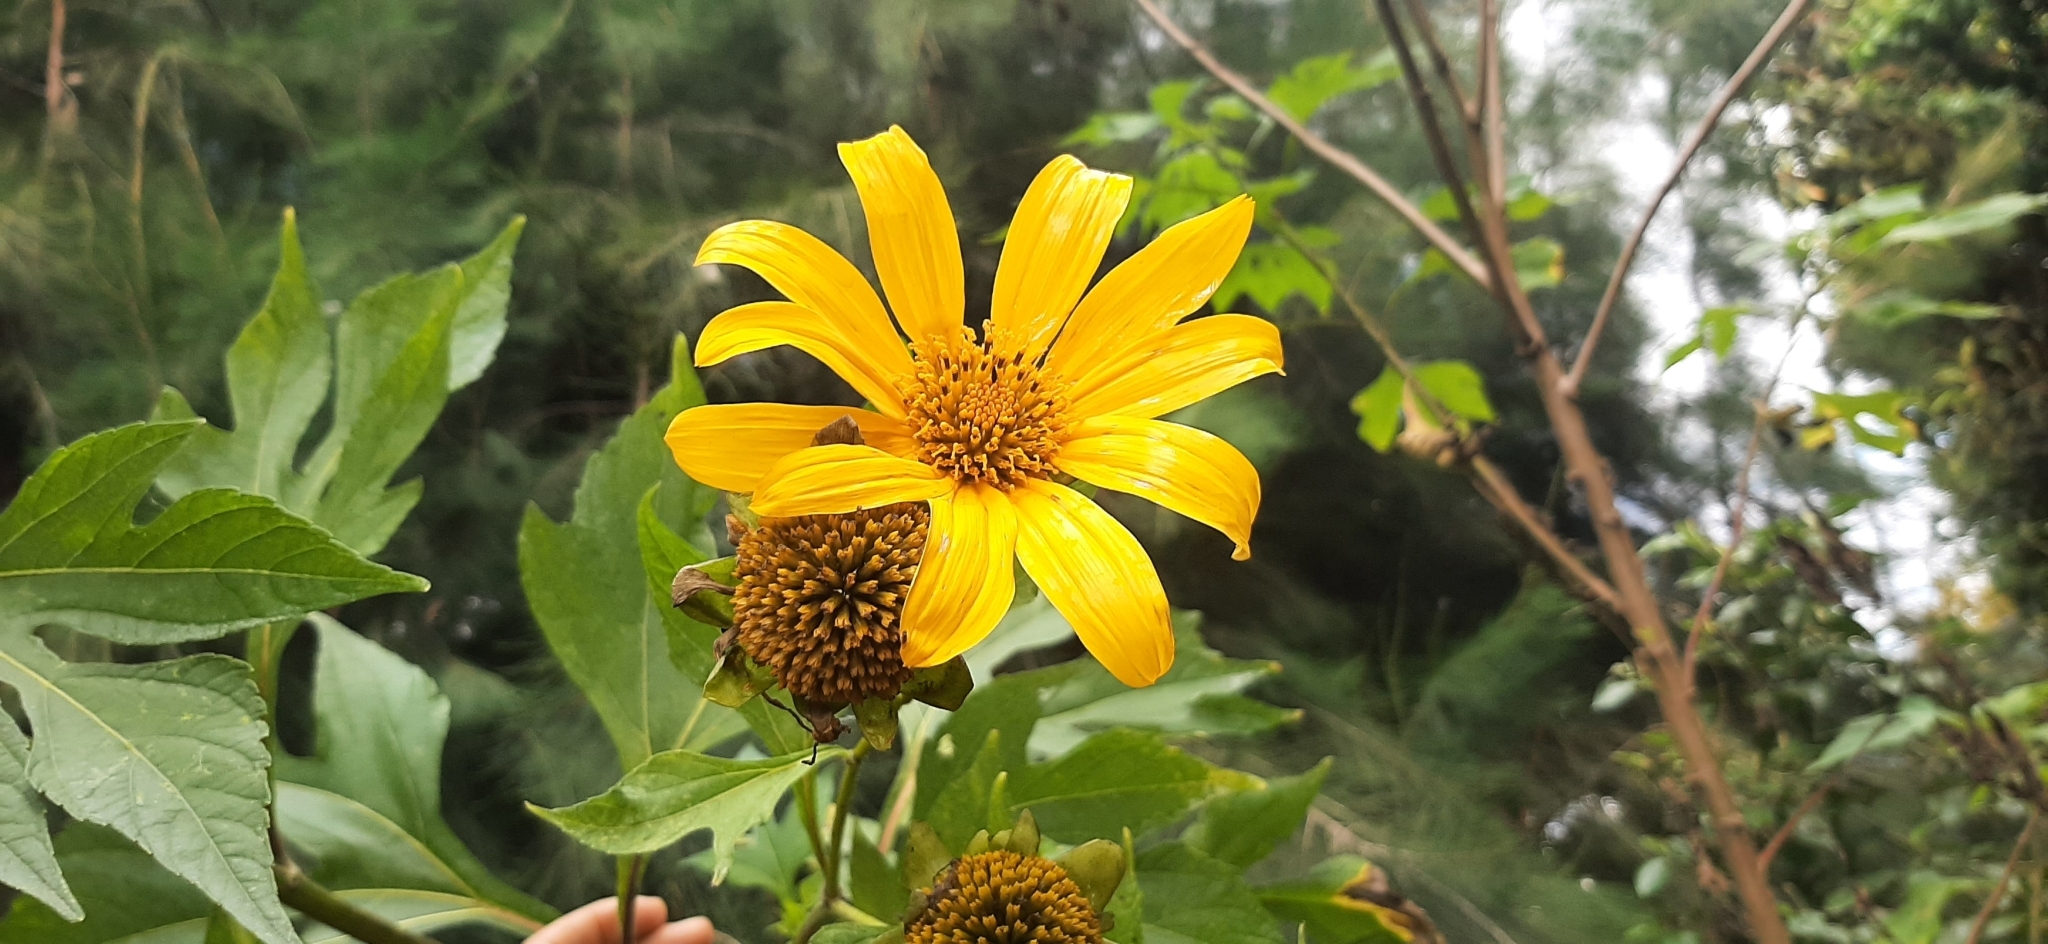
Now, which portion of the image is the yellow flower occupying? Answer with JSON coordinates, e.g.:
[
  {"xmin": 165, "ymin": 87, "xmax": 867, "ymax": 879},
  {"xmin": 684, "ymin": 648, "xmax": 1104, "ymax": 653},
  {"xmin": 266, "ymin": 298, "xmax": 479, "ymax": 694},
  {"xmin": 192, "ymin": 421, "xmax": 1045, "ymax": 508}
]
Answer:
[{"xmin": 665, "ymin": 126, "xmax": 1281, "ymax": 687}]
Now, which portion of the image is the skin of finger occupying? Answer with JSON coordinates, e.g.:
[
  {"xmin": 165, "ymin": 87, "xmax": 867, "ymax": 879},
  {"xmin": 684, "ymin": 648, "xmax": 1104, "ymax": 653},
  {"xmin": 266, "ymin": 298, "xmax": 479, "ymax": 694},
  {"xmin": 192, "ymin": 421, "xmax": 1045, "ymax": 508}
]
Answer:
[
  {"xmin": 643, "ymin": 916, "xmax": 716, "ymax": 944},
  {"xmin": 526, "ymin": 897, "xmax": 670, "ymax": 944}
]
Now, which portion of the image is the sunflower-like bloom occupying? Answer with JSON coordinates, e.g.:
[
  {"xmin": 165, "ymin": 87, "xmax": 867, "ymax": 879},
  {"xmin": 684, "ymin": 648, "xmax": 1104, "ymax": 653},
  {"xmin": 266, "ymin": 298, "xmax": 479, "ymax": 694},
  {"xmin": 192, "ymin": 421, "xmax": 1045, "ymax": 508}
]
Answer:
[{"xmin": 666, "ymin": 126, "xmax": 1282, "ymax": 687}]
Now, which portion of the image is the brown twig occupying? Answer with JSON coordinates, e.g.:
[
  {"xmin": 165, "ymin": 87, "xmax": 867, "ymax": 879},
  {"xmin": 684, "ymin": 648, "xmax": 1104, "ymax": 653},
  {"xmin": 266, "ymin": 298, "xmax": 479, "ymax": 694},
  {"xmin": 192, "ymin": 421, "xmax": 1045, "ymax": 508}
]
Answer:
[
  {"xmin": 43, "ymin": 0, "xmax": 73, "ymax": 133},
  {"xmin": 1479, "ymin": 0, "xmax": 1506, "ymax": 202},
  {"xmin": 1129, "ymin": 0, "xmax": 1492, "ymax": 288},
  {"xmin": 1400, "ymin": 0, "xmax": 1475, "ymax": 125},
  {"xmin": 1756, "ymin": 780, "xmax": 1832, "ymax": 875},
  {"xmin": 1969, "ymin": 809, "xmax": 2042, "ymax": 944},
  {"xmin": 1682, "ymin": 410, "xmax": 1765, "ymax": 685},
  {"xmin": 1563, "ymin": 0, "xmax": 1815, "ymax": 394}
]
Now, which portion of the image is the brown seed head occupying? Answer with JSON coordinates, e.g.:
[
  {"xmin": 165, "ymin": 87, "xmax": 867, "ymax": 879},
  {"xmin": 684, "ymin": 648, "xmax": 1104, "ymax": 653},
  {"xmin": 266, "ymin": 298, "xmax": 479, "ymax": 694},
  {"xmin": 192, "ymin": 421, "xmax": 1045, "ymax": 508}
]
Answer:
[
  {"xmin": 905, "ymin": 325, "xmax": 1070, "ymax": 490},
  {"xmin": 906, "ymin": 850, "xmax": 1104, "ymax": 944},
  {"xmin": 731, "ymin": 504, "xmax": 928, "ymax": 705}
]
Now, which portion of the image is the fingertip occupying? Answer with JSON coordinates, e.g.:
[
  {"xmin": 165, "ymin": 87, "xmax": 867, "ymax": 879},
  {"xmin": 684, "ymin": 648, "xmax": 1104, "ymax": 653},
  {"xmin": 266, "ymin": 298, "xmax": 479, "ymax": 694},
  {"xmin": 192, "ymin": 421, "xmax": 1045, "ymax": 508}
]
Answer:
[{"xmin": 647, "ymin": 915, "xmax": 716, "ymax": 944}]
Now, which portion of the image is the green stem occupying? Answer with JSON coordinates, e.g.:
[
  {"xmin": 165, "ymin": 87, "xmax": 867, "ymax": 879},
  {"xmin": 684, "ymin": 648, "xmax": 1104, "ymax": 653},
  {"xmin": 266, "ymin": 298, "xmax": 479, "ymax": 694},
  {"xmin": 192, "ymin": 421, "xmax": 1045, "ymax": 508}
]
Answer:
[
  {"xmin": 276, "ymin": 862, "xmax": 436, "ymax": 944},
  {"xmin": 793, "ymin": 742, "xmax": 873, "ymax": 944},
  {"xmin": 617, "ymin": 854, "xmax": 648, "ymax": 943}
]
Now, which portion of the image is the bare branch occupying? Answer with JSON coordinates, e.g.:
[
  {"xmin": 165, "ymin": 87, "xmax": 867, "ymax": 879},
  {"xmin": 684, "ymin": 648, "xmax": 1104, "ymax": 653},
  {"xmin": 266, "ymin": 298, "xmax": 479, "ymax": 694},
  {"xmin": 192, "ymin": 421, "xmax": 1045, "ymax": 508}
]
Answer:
[
  {"xmin": 1129, "ymin": 0, "xmax": 1493, "ymax": 288},
  {"xmin": 1968, "ymin": 809, "xmax": 2041, "ymax": 944},
  {"xmin": 1564, "ymin": 0, "xmax": 1814, "ymax": 393},
  {"xmin": 1401, "ymin": 0, "xmax": 1476, "ymax": 126},
  {"xmin": 1682, "ymin": 410, "xmax": 1764, "ymax": 684},
  {"xmin": 1479, "ymin": 0, "xmax": 1506, "ymax": 203},
  {"xmin": 1756, "ymin": 779, "xmax": 1832, "ymax": 875}
]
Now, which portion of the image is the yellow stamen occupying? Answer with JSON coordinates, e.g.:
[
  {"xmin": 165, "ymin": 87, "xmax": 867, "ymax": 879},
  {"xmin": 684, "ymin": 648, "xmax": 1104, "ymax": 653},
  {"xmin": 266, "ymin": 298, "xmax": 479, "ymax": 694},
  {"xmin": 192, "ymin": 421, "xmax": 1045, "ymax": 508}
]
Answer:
[{"xmin": 904, "ymin": 324, "xmax": 1070, "ymax": 490}]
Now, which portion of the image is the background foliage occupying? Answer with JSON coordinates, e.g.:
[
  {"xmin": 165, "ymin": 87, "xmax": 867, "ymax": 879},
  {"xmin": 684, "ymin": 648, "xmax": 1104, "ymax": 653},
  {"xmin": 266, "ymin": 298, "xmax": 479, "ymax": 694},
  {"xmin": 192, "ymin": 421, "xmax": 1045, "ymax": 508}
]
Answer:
[{"xmin": 5, "ymin": 0, "xmax": 2048, "ymax": 942}]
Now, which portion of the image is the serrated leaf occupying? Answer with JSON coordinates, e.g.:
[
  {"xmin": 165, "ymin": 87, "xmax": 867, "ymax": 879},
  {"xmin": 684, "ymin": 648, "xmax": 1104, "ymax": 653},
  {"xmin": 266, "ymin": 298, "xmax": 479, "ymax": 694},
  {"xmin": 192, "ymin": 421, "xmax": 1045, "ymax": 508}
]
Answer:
[
  {"xmin": 1411, "ymin": 361, "xmax": 1495, "ymax": 423},
  {"xmin": 273, "ymin": 616, "xmax": 553, "ymax": 921},
  {"xmin": 1182, "ymin": 759, "xmax": 1331, "ymax": 868},
  {"xmin": 1879, "ymin": 191, "xmax": 2048, "ymax": 244},
  {"xmin": 0, "ymin": 824, "xmax": 211, "ymax": 944},
  {"xmin": 1511, "ymin": 237, "xmax": 1565, "ymax": 290},
  {"xmin": 1851, "ymin": 290, "xmax": 2005, "ymax": 328},
  {"xmin": 0, "ymin": 421, "xmax": 425, "ymax": 644},
  {"xmin": 156, "ymin": 216, "xmax": 523, "ymax": 556},
  {"xmin": 0, "ymin": 717, "xmax": 77, "ymax": 920},
  {"xmin": 1349, "ymin": 369, "xmax": 1404, "ymax": 453},
  {"xmin": 925, "ymin": 731, "xmax": 1010, "ymax": 851},
  {"xmin": 681, "ymin": 785, "xmax": 815, "ymax": 902},
  {"xmin": 155, "ymin": 211, "xmax": 327, "ymax": 502},
  {"xmin": 1006, "ymin": 730, "xmax": 1221, "ymax": 844},
  {"xmin": 849, "ymin": 827, "xmax": 907, "ymax": 921},
  {"xmin": 1267, "ymin": 50, "xmax": 1399, "ymax": 121},
  {"xmin": 1030, "ymin": 617, "xmax": 1293, "ymax": 758},
  {"xmin": 1808, "ymin": 696, "xmax": 1948, "ymax": 771},
  {"xmin": 530, "ymin": 747, "xmax": 838, "ymax": 873},
  {"xmin": 638, "ymin": 488, "xmax": 805, "ymax": 756},
  {"xmin": 1216, "ymin": 242, "xmax": 1332, "ymax": 314},
  {"xmin": 1136, "ymin": 843, "xmax": 1286, "ymax": 944},
  {"xmin": 521, "ymin": 335, "xmax": 723, "ymax": 769},
  {"xmin": 1811, "ymin": 390, "xmax": 1919, "ymax": 456},
  {"xmin": 0, "ymin": 643, "xmax": 294, "ymax": 944}
]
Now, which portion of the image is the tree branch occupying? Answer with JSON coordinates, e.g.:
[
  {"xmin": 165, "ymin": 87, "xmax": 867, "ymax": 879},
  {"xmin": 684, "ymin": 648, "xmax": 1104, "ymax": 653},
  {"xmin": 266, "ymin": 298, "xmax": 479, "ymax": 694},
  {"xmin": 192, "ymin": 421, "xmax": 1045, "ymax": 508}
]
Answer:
[
  {"xmin": 1129, "ymin": 0, "xmax": 1492, "ymax": 289},
  {"xmin": 1400, "ymin": 0, "xmax": 1475, "ymax": 126},
  {"xmin": 1563, "ymin": 0, "xmax": 1814, "ymax": 393},
  {"xmin": 1756, "ymin": 780, "xmax": 1831, "ymax": 875},
  {"xmin": 1969, "ymin": 809, "xmax": 2041, "ymax": 944}
]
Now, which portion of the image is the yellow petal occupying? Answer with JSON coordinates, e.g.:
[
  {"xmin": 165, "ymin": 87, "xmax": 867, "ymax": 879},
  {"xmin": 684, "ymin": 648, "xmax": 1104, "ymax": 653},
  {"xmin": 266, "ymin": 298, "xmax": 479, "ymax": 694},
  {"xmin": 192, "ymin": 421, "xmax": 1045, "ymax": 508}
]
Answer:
[
  {"xmin": 989, "ymin": 156, "xmax": 1133, "ymax": 361},
  {"xmin": 1067, "ymin": 314, "xmax": 1284, "ymax": 419},
  {"xmin": 750, "ymin": 444, "xmax": 952, "ymax": 516},
  {"xmin": 1048, "ymin": 196, "xmax": 1255, "ymax": 373},
  {"xmin": 697, "ymin": 220, "xmax": 910, "ymax": 381},
  {"xmin": 696, "ymin": 301, "xmax": 908, "ymax": 416},
  {"xmin": 1011, "ymin": 480, "xmax": 1174, "ymax": 687},
  {"xmin": 900, "ymin": 483, "xmax": 1018, "ymax": 668},
  {"xmin": 1056, "ymin": 416, "xmax": 1260, "ymax": 561},
  {"xmin": 664, "ymin": 404, "xmax": 913, "ymax": 492},
  {"xmin": 840, "ymin": 127, "xmax": 964, "ymax": 348}
]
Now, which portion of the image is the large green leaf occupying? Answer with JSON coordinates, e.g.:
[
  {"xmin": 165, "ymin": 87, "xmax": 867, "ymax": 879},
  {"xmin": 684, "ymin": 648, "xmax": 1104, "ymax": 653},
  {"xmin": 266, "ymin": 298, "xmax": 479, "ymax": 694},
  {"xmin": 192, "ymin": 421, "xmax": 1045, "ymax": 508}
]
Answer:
[
  {"xmin": 273, "ymin": 615, "xmax": 553, "ymax": 921},
  {"xmin": 924, "ymin": 730, "xmax": 1010, "ymax": 850},
  {"xmin": 1879, "ymin": 191, "xmax": 2048, "ymax": 244},
  {"xmin": 0, "ymin": 642, "xmax": 294, "ymax": 944},
  {"xmin": 0, "ymin": 421, "xmax": 426, "ymax": 644},
  {"xmin": 531, "ymin": 747, "xmax": 838, "ymax": 874},
  {"xmin": 638, "ymin": 489, "xmax": 804, "ymax": 756},
  {"xmin": 1182, "ymin": 759, "xmax": 1331, "ymax": 869},
  {"xmin": 1259, "ymin": 858, "xmax": 1414, "ymax": 944},
  {"xmin": 1266, "ymin": 50, "xmax": 1399, "ymax": 121},
  {"xmin": 0, "ymin": 825, "xmax": 211, "ymax": 944},
  {"xmin": 520, "ymin": 335, "xmax": 722, "ymax": 769},
  {"xmin": 1007, "ymin": 729, "xmax": 1233, "ymax": 844},
  {"xmin": 0, "ymin": 718, "xmax": 76, "ymax": 920},
  {"xmin": 1030, "ymin": 619, "xmax": 1294, "ymax": 759},
  {"xmin": 155, "ymin": 215, "xmax": 524, "ymax": 556},
  {"xmin": 1133, "ymin": 843, "xmax": 1286, "ymax": 944}
]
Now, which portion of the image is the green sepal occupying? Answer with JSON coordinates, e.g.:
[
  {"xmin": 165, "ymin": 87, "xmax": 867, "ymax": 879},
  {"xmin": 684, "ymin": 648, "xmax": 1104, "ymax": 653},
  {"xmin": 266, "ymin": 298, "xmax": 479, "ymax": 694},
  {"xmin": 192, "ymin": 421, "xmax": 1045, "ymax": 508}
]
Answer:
[
  {"xmin": 1056, "ymin": 839, "xmax": 1127, "ymax": 912},
  {"xmin": 671, "ymin": 556, "xmax": 737, "ymax": 627},
  {"xmin": 966, "ymin": 829, "xmax": 991, "ymax": 856},
  {"xmin": 905, "ymin": 658, "xmax": 974, "ymax": 711},
  {"xmin": 704, "ymin": 646, "xmax": 776, "ymax": 708},
  {"xmin": 855, "ymin": 698, "xmax": 900, "ymax": 750},
  {"xmin": 1006, "ymin": 809, "xmax": 1040, "ymax": 855},
  {"xmin": 872, "ymin": 928, "xmax": 905, "ymax": 944},
  {"xmin": 902, "ymin": 823, "xmax": 951, "ymax": 892},
  {"xmin": 726, "ymin": 492, "xmax": 761, "ymax": 530}
]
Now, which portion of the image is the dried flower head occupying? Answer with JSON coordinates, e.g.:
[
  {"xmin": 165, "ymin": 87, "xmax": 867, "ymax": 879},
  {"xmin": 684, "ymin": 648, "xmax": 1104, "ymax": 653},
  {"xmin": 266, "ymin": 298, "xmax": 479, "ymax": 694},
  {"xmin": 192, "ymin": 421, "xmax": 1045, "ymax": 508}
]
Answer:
[{"xmin": 730, "ymin": 502, "xmax": 928, "ymax": 706}]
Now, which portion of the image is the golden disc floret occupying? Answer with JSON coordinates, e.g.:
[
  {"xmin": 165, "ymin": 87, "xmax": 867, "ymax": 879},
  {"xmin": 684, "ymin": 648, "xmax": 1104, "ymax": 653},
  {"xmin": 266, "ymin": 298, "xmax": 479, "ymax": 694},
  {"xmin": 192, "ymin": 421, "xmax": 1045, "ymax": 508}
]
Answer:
[
  {"xmin": 904, "ymin": 325, "xmax": 1070, "ymax": 491},
  {"xmin": 906, "ymin": 850, "xmax": 1104, "ymax": 944}
]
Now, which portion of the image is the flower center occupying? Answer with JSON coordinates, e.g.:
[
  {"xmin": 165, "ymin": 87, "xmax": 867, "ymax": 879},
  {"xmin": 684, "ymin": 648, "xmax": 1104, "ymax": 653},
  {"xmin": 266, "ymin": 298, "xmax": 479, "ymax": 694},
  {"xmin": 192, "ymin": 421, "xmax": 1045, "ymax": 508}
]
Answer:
[
  {"xmin": 731, "ymin": 504, "xmax": 928, "ymax": 706},
  {"xmin": 907, "ymin": 850, "xmax": 1104, "ymax": 944},
  {"xmin": 904, "ymin": 325, "xmax": 1070, "ymax": 490}
]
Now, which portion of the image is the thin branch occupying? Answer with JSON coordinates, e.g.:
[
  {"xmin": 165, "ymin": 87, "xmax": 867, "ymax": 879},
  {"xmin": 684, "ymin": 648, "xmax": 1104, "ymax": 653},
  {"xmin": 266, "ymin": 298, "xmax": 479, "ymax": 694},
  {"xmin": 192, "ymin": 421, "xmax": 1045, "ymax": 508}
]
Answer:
[
  {"xmin": 1479, "ymin": 0, "xmax": 1506, "ymax": 203},
  {"xmin": 1681, "ymin": 410, "xmax": 1764, "ymax": 684},
  {"xmin": 1969, "ymin": 810, "xmax": 2042, "ymax": 944},
  {"xmin": 1400, "ymin": 0, "xmax": 1475, "ymax": 125},
  {"xmin": 1375, "ymin": 0, "xmax": 1485, "ymax": 258},
  {"xmin": 1564, "ymin": 0, "xmax": 1815, "ymax": 393},
  {"xmin": 1756, "ymin": 780, "xmax": 1831, "ymax": 875},
  {"xmin": 1129, "ymin": 0, "xmax": 1493, "ymax": 289}
]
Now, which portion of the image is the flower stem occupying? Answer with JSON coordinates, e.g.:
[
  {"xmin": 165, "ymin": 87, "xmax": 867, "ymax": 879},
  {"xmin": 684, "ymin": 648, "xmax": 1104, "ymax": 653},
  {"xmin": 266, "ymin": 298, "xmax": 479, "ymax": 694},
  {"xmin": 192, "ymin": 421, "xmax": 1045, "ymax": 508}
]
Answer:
[
  {"xmin": 276, "ymin": 860, "xmax": 436, "ymax": 944},
  {"xmin": 793, "ymin": 741, "xmax": 873, "ymax": 944},
  {"xmin": 617, "ymin": 855, "xmax": 648, "ymax": 943}
]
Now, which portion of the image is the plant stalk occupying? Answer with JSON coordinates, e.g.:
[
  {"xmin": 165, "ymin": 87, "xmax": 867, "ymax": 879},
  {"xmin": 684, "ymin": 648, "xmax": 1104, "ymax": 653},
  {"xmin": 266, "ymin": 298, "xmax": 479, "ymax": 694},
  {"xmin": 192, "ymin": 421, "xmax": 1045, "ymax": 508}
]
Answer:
[
  {"xmin": 617, "ymin": 855, "xmax": 648, "ymax": 943},
  {"xmin": 276, "ymin": 860, "xmax": 437, "ymax": 944},
  {"xmin": 794, "ymin": 741, "xmax": 872, "ymax": 944}
]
